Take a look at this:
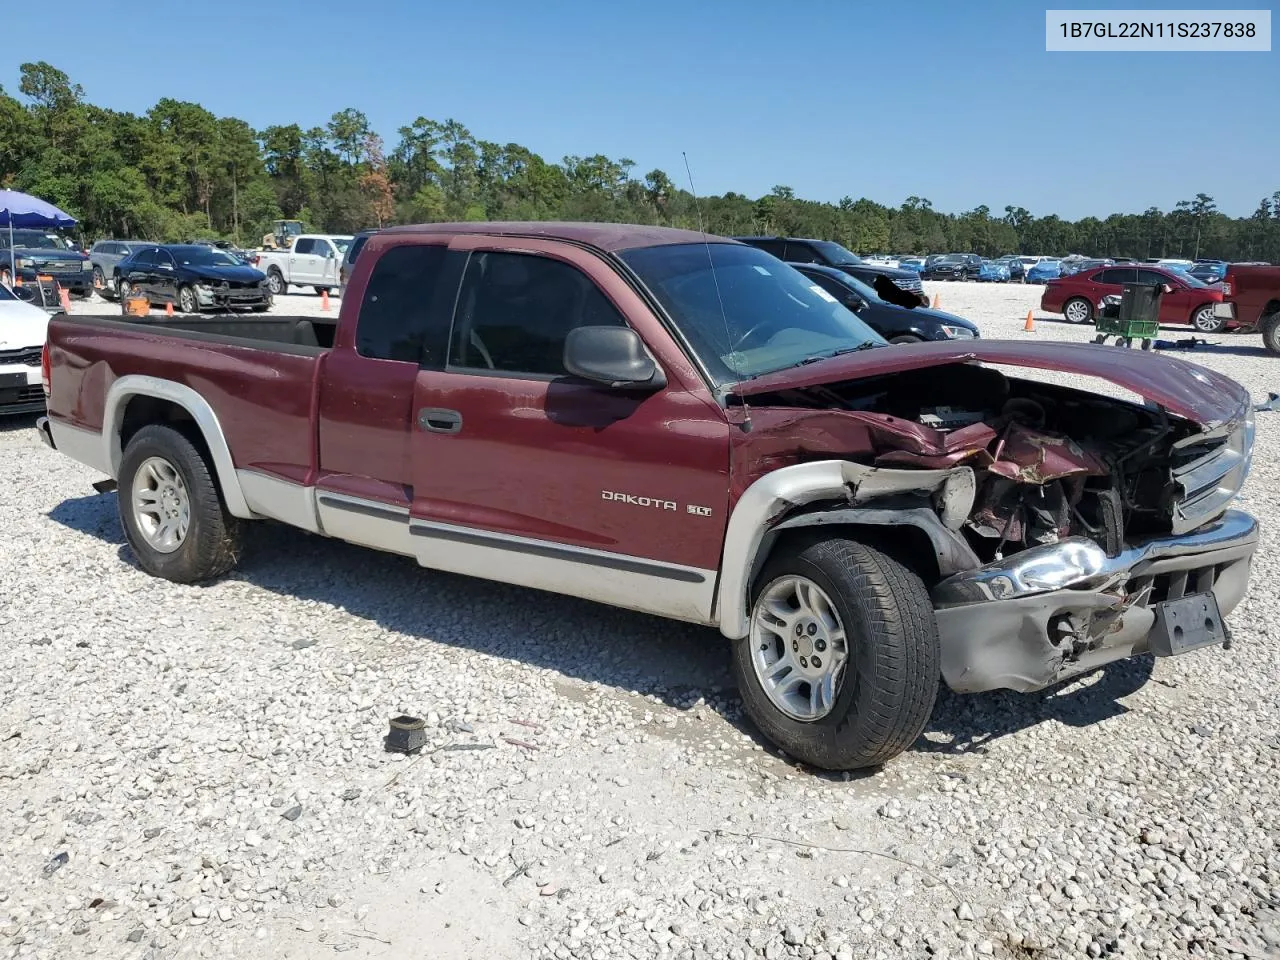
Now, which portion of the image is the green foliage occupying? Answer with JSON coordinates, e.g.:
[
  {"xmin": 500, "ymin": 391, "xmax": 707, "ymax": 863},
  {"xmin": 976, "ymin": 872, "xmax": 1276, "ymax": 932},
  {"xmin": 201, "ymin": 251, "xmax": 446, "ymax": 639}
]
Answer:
[{"xmin": 4, "ymin": 61, "xmax": 1279, "ymax": 262}]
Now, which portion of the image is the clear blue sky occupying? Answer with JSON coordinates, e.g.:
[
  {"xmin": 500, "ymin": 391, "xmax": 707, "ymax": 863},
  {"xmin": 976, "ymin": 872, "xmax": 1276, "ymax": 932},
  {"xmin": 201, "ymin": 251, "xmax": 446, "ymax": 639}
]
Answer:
[{"xmin": 3, "ymin": 0, "xmax": 1276, "ymax": 219}]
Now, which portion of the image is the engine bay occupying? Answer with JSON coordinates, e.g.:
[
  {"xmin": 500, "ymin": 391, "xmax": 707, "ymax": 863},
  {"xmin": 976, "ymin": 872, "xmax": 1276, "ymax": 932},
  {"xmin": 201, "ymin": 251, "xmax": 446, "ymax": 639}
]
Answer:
[{"xmin": 749, "ymin": 362, "xmax": 1203, "ymax": 563}]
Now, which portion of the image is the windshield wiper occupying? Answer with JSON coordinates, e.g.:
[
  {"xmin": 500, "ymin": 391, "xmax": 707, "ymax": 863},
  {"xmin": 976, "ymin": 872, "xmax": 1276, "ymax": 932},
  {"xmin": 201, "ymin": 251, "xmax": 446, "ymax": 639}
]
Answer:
[{"xmin": 790, "ymin": 341, "xmax": 885, "ymax": 368}]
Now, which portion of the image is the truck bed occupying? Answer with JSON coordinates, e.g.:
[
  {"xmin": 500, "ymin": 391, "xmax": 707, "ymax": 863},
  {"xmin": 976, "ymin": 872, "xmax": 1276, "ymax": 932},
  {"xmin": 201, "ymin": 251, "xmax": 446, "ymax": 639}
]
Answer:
[
  {"xmin": 64, "ymin": 313, "xmax": 340, "ymax": 351},
  {"xmin": 45, "ymin": 313, "xmax": 336, "ymax": 489}
]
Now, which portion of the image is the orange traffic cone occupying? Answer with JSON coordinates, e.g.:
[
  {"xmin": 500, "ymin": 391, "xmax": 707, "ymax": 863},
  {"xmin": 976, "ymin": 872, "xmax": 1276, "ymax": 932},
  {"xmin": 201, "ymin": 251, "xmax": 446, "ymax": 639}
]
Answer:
[
  {"xmin": 321, "ymin": 288, "xmax": 330, "ymax": 312},
  {"xmin": 931, "ymin": 294, "xmax": 940, "ymax": 309},
  {"xmin": 165, "ymin": 301, "xmax": 175, "ymax": 317},
  {"xmin": 1024, "ymin": 310, "xmax": 1035, "ymax": 332},
  {"xmin": 59, "ymin": 287, "xmax": 71, "ymax": 311}
]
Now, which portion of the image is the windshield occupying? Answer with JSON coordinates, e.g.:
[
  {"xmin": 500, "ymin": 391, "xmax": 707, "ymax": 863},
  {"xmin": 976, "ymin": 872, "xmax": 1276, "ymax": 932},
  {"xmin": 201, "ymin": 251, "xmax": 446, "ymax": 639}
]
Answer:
[
  {"xmin": 809, "ymin": 240, "xmax": 862, "ymax": 265},
  {"xmin": 333, "ymin": 238, "xmax": 352, "ymax": 255},
  {"xmin": 172, "ymin": 247, "xmax": 241, "ymax": 267},
  {"xmin": 622, "ymin": 243, "xmax": 886, "ymax": 385},
  {"xmin": 1170, "ymin": 269, "xmax": 1208, "ymax": 287},
  {"xmin": 939, "ymin": 254, "xmax": 966, "ymax": 263},
  {"xmin": 3, "ymin": 230, "xmax": 66, "ymax": 250}
]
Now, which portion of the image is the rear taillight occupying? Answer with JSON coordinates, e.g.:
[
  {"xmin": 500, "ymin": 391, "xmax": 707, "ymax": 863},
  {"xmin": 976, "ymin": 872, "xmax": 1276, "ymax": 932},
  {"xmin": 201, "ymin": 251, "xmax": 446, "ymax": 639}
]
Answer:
[
  {"xmin": 1222, "ymin": 281, "xmax": 1232, "ymax": 296},
  {"xmin": 41, "ymin": 342, "xmax": 51, "ymax": 397}
]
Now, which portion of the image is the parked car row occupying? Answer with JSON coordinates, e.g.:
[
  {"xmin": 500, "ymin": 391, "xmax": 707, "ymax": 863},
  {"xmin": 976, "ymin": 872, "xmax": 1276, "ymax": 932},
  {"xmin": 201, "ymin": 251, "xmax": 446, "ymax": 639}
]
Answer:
[{"xmin": 1040, "ymin": 263, "xmax": 1233, "ymax": 332}]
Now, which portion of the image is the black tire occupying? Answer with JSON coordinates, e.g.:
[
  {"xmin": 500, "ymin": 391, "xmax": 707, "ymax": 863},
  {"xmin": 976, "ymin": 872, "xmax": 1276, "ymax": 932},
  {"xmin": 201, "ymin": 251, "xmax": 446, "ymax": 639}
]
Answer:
[
  {"xmin": 1191, "ymin": 304, "xmax": 1224, "ymax": 334},
  {"xmin": 1261, "ymin": 311, "xmax": 1280, "ymax": 356},
  {"xmin": 889, "ymin": 335, "xmax": 923, "ymax": 345},
  {"xmin": 92, "ymin": 265, "xmax": 106, "ymax": 294},
  {"xmin": 314, "ymin": 286, "xmax": 331, "ymax": 295},
  {"xmin": 266, "ymin": 269, "xmax": 286, "ymax": 296},
  {"xmin": 732, "ymin": 538, "xmax": 940, "ymax": 770},
  {"xmin": 1063, "ymin": 296, "xmax": 1093, "ymax": 324},
  {"xmin": 117, "ymin": 278, "xmax": 132, "ymax": 301},
  {"xmin": 118, "ymin": 424, "xmax": 243, "ymax": 583},
  {"xmin": 177, "ymin": 285, "xmax": 199, "ymax": 314}
]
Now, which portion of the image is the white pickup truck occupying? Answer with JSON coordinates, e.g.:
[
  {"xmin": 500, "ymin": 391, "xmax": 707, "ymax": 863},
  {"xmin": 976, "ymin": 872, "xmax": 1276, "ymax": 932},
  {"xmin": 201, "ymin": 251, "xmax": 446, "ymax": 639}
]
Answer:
[{"xmin": 253, "ymin": 234, "xmax": 353, "ymax": 296}]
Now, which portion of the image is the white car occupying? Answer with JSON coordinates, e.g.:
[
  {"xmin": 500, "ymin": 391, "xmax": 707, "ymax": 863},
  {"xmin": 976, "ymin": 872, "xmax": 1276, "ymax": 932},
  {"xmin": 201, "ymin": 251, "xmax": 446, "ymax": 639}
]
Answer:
[{"xmin": 0, "ymin": 284, "xmax": 51, "ymax": 415}]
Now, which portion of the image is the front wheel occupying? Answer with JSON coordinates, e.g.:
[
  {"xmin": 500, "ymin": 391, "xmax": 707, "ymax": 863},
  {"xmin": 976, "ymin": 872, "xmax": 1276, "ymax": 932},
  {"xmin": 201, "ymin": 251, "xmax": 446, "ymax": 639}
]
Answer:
[
  {"xmin": 1191, "ymin": 304, "xmax": 1225, "ymax": 333},
  {"xmin": 1063, "ymin": 297, "xmax": 1093, "ymax": 324},
  {"xmin": 732, "ymin": 537, "xmax": 940, "ymax": 770},
  {"xmin": 117, "ymin": 278, "xmax": 132, "ymax": 301},
  {"xmin": 178, "ymin": 285, "xmax": 199, "ymax": 314},
  {"xmin": 118, "ymin": 424, "xmax": 243, "ymax": 583},
  {"xmin": 266, "ymin": 270, "xmax": 286, "ymax": 296}
]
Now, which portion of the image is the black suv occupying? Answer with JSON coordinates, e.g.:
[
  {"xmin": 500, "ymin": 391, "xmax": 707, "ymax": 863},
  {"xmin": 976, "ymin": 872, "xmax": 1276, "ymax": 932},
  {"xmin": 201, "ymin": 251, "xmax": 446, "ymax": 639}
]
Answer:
[
  {"xmin": 734, "ymin": 236, "xmax": 927, "ymax": 304},
  {"xmin": 921, "ymin": 253, "xmax": 983, "ymax": 281}
]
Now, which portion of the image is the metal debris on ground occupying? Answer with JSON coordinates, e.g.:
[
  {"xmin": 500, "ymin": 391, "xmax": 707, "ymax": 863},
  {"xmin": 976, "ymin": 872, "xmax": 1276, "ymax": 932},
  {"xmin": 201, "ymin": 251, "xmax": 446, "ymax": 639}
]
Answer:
[
  {"xmin": 1255, "ymin": 392, "xmax": 1280, "ymax": 413},
  {"xmin": 384, "ymin": 715, "xmax": 427, "ymax": 754},
  {"xmin": 42, "ymin": 852, "xmax": 69, "ymax": 877}
]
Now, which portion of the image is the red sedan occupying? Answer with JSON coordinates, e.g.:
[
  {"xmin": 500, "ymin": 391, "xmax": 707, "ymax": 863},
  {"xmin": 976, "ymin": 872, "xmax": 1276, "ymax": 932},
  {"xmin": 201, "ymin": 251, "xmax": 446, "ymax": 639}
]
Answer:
[{"xmin": 1040, "ymin": 265, "xmax": 1230, "ymax": 332}]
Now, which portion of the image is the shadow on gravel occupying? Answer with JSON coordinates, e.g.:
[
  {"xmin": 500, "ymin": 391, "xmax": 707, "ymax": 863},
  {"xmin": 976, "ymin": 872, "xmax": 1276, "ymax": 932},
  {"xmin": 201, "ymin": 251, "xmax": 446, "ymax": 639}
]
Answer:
[
  {"xmin": 919, "ymin": 655, "xmax": 1154, "ymax": 757},
  {"xmin": 48, "ymin": 491, "xmax": 1154, "ymax": 767},
  {"xmin": 0, "ymin": 411, "xmax": 42, "ymax": 434},
  {"xmin": 48, "ymin": 492, "xmax": 734, "ymax": 717}
]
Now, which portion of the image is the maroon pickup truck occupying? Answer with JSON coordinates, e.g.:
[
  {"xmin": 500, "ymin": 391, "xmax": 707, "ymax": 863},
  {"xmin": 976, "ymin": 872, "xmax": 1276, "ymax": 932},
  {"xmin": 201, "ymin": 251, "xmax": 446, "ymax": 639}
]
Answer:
[
  {"xmin": 37, "ymin": 222, "xmax": 1260, "ymax": 770},
  {"xmin": 1222, "ymin": 263, "xmax": 1280, "ymax": 354}
]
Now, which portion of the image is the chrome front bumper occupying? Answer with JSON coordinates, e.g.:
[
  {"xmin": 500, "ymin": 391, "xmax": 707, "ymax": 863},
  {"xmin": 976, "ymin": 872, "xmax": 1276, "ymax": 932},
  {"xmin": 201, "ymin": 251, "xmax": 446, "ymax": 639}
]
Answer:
[{"xmin": 932, "ymin": 509, "xmax": 1259, "ymax": 693}]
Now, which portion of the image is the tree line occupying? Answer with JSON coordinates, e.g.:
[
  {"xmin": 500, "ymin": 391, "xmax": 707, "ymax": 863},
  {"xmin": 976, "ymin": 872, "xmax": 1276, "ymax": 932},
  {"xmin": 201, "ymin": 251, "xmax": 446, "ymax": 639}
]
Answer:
[{"xmin": 3, "ymin": 61, "xmax": 1278, "ymax": 263}]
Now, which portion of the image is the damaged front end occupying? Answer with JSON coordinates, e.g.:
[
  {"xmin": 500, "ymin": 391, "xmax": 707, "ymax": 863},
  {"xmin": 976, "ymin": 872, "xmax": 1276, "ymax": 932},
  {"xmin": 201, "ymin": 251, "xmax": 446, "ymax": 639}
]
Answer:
[{"xmin": 732, "ymin": 351, "xmax": 1258, "ymax": 693}]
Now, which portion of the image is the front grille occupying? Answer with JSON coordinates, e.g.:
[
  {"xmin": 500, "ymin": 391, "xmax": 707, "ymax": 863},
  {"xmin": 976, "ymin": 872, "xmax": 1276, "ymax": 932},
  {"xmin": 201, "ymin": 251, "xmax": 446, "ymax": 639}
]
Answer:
[
  {"xmin": 35, "ymin": 260, "xmax": 80, "ymax": 274},
  {"xmin": 0, "ymin": 346, "xmax": 42, "ymax": 366},
  {"xmin": 893, "ymin": 277, "xmax": 925, "ymax": 294},
  {"xmin": 1170, "ymin": 418, "xmax": 1254, "ymax": 534},
  {"xmin": 1135, "ymin": 565, "xmax": 1220, "ymax": 606}
]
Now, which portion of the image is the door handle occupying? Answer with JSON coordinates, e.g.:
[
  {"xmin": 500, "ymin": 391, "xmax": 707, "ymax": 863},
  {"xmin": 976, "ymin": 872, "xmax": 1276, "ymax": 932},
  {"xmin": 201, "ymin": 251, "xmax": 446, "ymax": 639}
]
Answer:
[{"xmin": 417, "ymin": 408, "xmax": 462, "ymax": 434}]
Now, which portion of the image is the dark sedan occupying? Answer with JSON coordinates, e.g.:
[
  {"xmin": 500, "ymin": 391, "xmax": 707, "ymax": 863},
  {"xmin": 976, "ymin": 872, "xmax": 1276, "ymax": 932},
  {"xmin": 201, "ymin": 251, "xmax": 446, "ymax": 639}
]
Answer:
[
  {"xmin": 794, "ymin": 263, "xmax": 980, "ymax": 343},
  {"xmin": 115, "ymin": 244, "xmax": 271, "ymax": 312},
  {"xmin": 733, "ymin": 236, "xmax": 928, "ymax": 304}
]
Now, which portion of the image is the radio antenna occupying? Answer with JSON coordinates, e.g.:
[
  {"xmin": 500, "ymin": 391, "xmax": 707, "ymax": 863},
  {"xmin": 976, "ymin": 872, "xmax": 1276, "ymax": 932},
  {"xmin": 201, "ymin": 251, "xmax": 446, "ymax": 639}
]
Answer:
[{"xmin": 682, "ymin": 151, "xmax": 750, "ymax": 431}]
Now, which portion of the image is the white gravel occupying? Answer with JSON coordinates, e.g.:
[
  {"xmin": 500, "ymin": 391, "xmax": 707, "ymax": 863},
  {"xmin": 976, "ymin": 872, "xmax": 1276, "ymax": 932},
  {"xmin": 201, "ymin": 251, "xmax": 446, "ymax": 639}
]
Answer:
[{"xmin": 1, "ymin": 282, "xmax": 1277, "ymax": 960}]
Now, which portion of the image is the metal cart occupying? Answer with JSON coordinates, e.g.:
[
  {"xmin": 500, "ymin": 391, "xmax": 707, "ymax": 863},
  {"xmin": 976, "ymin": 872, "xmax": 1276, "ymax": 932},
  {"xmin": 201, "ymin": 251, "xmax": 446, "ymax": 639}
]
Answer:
[{"xmin": 1093, "ymin": 282, "xmax": 1161, "ymax": 350}]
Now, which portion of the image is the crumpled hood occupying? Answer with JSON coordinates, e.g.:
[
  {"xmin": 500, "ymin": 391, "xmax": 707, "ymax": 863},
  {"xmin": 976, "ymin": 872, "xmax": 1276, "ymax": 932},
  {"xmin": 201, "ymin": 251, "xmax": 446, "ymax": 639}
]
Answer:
[{"xmin": 729, "ymin": 339, "xmax": 1251, "ymax": 429}]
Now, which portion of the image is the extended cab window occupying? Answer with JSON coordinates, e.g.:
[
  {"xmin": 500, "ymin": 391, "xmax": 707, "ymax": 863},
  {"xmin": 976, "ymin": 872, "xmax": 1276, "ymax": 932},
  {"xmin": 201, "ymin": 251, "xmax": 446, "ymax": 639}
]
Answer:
[
  {"xmin": 356, "ymin": 243, "xmax": 450, "ymax": 363},
  {"xmin": 447, "ymin": 252, "xmax": 625, "ymax": 377}
]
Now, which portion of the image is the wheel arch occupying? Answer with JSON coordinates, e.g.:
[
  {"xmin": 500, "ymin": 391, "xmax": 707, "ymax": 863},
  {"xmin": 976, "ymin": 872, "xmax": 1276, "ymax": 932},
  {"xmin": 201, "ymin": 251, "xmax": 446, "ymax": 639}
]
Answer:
[
  {"xmin": 716, "ymin": 461, "xmax": 979, "ymax": 639},
  {"xmin": 104, "ymin": 376, "xmax": 253, "ymax": 519}
]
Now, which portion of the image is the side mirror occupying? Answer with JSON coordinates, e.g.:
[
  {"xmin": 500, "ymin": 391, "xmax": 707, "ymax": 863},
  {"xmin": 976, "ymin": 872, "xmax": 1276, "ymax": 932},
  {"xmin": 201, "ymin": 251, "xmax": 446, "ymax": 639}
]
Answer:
[
  {"xmin": 1162, "ymin": 284, "xmax": 1174, "ymax": 295},
  {"xmin": 564, "ymin": 326, "xmax": 666, "ymax": 390},
  {"xmin": 845, "ymin": 295, "xmax": 867, "ymax": 311}
]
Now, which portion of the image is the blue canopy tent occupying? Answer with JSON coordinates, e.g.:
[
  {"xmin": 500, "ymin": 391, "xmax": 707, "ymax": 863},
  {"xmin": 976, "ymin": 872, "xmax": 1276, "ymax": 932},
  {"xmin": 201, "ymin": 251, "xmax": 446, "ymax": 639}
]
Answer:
[{"xmin": 0, "ymin": 189, "xmax": 78, "ymax": 283}]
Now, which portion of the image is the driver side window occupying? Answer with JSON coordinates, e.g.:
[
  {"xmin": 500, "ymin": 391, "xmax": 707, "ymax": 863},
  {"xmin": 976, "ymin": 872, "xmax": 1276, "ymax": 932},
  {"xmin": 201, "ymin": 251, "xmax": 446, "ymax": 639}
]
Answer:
[{"xmin": 447, "ymin": 252, "xmax": 626, "ymax": 378}]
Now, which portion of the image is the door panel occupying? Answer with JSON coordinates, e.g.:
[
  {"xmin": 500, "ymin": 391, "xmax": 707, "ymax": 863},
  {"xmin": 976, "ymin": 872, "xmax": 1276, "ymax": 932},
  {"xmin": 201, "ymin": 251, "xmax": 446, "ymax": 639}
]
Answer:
[{"xmin": 407, "ymin": 237, "xmax": 730, "ymax": 623}]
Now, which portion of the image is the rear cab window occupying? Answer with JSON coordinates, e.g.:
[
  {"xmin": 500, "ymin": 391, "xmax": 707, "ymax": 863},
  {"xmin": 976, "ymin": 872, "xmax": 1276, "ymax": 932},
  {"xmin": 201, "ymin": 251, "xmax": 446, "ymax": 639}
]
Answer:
[{"xmin": 355, "ymin": 243, "xmax": 451, "ymax": 363}]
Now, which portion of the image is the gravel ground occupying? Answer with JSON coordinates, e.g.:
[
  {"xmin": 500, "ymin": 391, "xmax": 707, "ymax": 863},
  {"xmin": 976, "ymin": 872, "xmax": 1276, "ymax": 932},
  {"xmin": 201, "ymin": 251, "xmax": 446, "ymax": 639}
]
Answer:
[{"xmin": 1, "ymin": 282, "xmax": 1277, "ymax": 960}]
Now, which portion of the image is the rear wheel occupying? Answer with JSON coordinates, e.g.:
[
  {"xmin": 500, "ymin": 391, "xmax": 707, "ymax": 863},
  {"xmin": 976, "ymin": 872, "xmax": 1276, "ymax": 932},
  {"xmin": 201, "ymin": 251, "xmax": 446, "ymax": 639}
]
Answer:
[
  {"xmin": 314, "ymin": 286, "xmax": 331, "ymax": 295},
  {"xmin": 266, "ymin": 269, "xmax": 286, "ymax": 296},
  {"xmin": 732, "ymin": 537, "xmax": 939, "ymax": 770},
  {"xmin": 92, "ymin": 265, "xmax": 106, "ymax": 294},
  {"xmin": 1063, "ymin": 297, "xmax": 1093, "ymax": 324},
  {"xmin": 1191, "ymin": 304, "xmax": 1225, "ymax": 333},
  {"xmin": 1261, "ymin": 311, "xmax": 1280, "ymax": 355},
  {"xmin": 118, "ymin": 424, "xmax": 243, "ymax": 583}
]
